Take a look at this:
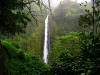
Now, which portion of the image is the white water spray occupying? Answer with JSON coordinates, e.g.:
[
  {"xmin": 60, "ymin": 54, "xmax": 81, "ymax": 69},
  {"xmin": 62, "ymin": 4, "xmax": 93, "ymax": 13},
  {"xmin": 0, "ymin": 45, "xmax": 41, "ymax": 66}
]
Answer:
[{"xmin": 43, "ymin": 15, "xmax": 49, "ymax": 64}]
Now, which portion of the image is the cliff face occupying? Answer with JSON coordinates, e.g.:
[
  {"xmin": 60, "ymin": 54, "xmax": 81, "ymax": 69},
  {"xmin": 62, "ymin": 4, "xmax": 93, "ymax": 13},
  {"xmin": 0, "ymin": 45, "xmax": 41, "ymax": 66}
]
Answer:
[{"xmin": 51, "ymin": 0, "xmax": 92, "ymax": 36}]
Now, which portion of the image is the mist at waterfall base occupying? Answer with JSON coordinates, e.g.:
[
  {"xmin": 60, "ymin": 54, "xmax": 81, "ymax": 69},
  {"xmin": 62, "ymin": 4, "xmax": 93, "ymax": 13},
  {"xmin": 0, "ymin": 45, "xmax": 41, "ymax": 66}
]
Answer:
[{"xmin": 43, "ymin": 16, "xmax": 49, "ymax": 64}]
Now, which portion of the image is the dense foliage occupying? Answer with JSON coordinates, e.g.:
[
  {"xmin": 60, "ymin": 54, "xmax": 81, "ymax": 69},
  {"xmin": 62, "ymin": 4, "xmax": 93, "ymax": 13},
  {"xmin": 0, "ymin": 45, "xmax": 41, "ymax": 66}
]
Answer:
[
  {"xmin": 0, "ymin": 0, "xmax": 42, "ymax": 35},
  {"xmin": 48, "ymin": 32, "xmax": 80, "ymax": 63},
  {"xmin": 0, "ymin": 40, "xmax": 50, "ymax": 75},
  {"xmin": 50, "ymin": 32, "xmax": 100, "ymax": 75},
  {"xmin": 0, "ymin": 0, "xmax": 100, "ymax": 75},
  {"xmin": 0, "ymin": 0, "xmax": 31, "ymax": 34},
  {"xmin": 49, "ymin": 0, "xmax": 100, "ymax": 75},
  {"xmin": 0, "ymin": 0, "xmax": 45, "ymax": 56}
]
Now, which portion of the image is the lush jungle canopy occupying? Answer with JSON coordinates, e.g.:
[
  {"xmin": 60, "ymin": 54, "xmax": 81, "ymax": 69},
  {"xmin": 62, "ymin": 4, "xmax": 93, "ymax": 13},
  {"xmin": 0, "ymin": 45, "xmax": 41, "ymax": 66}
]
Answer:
[{"xmin": 0, "ymin": 0, "xmax": 100, "ymax": 75}]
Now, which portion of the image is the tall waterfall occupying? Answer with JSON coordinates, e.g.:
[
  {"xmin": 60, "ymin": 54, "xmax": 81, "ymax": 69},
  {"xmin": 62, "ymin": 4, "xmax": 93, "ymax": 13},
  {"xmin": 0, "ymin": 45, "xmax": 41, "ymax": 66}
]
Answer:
[{"xmin": 43, "ymin": 15, "xmax": 49, "ymax": 64}]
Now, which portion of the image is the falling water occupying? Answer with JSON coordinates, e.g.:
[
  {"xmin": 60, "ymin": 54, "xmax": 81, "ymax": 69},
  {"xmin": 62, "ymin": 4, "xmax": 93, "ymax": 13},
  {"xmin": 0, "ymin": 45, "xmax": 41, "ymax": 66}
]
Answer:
[{"xmin": 43, "ymin": 15, "xmax": 49, "ymax": 64}]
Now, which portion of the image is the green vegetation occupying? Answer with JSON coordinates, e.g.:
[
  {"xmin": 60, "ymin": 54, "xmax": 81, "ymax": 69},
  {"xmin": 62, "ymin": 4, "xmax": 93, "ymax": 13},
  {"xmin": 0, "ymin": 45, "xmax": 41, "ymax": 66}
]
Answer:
[
  {"xmin": 48, "ymin": 0, "xmax": 100, "ymax": 75},
  {"xmin": 0, "ymin": 0, "xmax": 30, "ymax": 34},
  {"xmin": 52, "ymin": 0, "xmax": 83, "ymax": 35},
  {"xmin": 50, "ymin": 32, "xmax": 100, "ymax": 75},
  {"xmin": 0, "ymin": 0, "xmax": 100, "ymax": 75},
  {"xmin": 0, "ymin": 40, "xmax": 50, "ymax": 75},
  {"xmin": 48, "ymin": 32, "xmax": 80, "ymax": 64}
]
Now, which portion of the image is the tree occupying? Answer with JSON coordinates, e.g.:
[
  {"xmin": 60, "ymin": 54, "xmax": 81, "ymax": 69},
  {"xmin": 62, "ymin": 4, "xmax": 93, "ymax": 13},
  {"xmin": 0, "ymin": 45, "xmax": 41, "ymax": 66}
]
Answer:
[
  {"xmin": 79, "ymin": 0, "xmax": 100, "ymax": 34},
  {"xmin": 0, "ymin": 0, "xmax": 29, "ymax": 34},
  {"xmin": 0, "ymin": 0, "xmax": 45, "ymax": 35},
  {"xmin": 51, "ymin": 1, "xmax": 100, "ymax": 75}
]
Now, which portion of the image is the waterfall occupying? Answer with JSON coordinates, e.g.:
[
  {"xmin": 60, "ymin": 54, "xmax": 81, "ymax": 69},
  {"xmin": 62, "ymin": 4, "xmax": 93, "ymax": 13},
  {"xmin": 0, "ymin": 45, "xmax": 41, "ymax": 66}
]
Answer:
[{"xmin": 43, "ymin": 15, "xmax": 49, "ymax": 64}]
